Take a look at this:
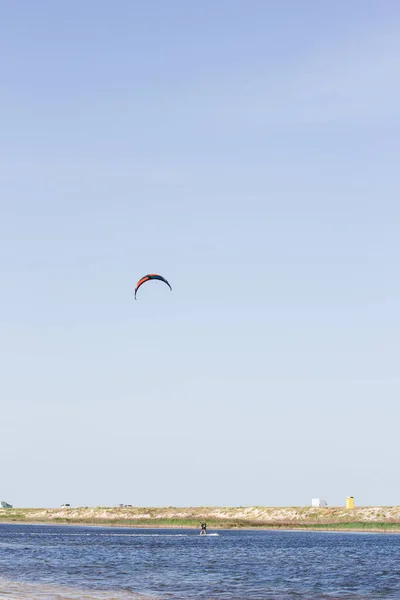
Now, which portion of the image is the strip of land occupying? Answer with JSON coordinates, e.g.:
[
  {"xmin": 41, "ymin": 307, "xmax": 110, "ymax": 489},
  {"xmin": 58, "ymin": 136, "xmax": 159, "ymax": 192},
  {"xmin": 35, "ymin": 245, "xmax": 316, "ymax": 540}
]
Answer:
[{"xmin": 1, "ymin": 506, "xmax": 400, "ymax": 531}]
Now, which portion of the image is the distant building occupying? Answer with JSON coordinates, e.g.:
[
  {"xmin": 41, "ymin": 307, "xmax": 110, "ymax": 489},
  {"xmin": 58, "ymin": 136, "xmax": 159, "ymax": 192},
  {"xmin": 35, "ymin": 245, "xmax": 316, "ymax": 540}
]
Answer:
[
  {"xmin": 312, "ymin": 498, "xmax": 327, "ymax": 507},
  {"xmin": 1, "ymin": 501, "xmax": 13, "ymax": 509},
  {"xmin": 346, "ymin": 496, "xmax": 355, "ymax": 509}
]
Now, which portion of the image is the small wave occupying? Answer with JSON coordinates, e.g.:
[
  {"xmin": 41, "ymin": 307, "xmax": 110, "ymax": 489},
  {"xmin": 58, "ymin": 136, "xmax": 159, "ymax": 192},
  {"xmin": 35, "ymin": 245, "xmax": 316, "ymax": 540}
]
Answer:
[
  {"xmin": 10, "ymin": 532, "xmax": 220, "ymax": 538},
  {"xmin": 105, "ymin": 533, "xmax": 191, "ymax": 537}
]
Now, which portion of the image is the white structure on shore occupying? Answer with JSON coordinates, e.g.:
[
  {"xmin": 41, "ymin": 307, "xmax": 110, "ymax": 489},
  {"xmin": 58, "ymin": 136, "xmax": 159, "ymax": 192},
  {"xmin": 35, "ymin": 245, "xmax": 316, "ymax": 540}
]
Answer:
[{"xmin": 311, "ymin": 498, "xmax": 327, "ymax": 507}]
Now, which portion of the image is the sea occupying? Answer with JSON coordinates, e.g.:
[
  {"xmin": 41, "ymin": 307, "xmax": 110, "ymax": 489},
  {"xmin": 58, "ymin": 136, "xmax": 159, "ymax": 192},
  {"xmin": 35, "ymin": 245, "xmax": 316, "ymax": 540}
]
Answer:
[{"xmin": 1, "ymin": 524, "xmax": 400, "ymax": 599}]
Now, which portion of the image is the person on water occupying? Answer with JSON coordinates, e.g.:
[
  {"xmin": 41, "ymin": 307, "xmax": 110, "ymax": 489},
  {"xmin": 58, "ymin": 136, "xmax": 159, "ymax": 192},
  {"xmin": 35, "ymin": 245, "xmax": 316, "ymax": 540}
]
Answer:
[{"xmin": 200, "ymin": 521, "xmax": 207, "ymax": 535}]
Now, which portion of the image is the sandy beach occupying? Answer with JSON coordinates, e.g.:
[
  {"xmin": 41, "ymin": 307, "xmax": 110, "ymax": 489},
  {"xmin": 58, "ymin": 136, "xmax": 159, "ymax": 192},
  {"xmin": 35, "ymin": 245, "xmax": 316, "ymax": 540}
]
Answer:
[
  {"xmin": 0, "ymin": 577, "xmax": 154, "ymax": 600},
  {"xmin": 2, "ymin": 505, "xmax": 400, "ymax": 531}
]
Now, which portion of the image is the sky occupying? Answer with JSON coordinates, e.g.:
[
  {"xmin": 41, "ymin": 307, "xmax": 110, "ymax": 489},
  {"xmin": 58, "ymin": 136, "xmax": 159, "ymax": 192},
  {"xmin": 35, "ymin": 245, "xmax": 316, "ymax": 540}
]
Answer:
[{"xmin": 1, "ymin": 1, "xmax": 400, "ymax": 509}]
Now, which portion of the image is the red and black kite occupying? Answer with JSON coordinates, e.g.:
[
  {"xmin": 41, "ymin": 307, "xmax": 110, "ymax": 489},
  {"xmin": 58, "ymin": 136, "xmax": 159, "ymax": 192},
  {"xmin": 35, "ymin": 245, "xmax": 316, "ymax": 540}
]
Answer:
[{"xmin": 134, "ymin": 274, "xmax": 172, "ymax": 299}]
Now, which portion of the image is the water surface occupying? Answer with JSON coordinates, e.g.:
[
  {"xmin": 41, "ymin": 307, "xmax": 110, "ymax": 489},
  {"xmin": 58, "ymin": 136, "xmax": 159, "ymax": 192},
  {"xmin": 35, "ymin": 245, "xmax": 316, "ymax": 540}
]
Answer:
[{"xmin": 1, "ymin": 524, "xmax": 400, "ymax": 599}]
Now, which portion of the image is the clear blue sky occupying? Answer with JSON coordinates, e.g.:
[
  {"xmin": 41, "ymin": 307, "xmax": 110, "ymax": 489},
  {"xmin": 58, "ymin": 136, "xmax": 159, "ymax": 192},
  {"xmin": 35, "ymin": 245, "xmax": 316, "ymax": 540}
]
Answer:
[{"xmin": 1, "ymin": 1, "xmax": 399, "ymax": 508}]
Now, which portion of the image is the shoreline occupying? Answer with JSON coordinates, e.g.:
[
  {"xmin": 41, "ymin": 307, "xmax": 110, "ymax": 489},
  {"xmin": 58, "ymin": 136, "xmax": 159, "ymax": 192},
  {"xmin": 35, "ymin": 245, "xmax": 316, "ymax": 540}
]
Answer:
[
  {"xmin": 2, "ymin": 506, "xmax": 400, "ymax": 533},
  {"xmin": 2, "ymin": 521, "xmax": 400, "ymax": 534}
]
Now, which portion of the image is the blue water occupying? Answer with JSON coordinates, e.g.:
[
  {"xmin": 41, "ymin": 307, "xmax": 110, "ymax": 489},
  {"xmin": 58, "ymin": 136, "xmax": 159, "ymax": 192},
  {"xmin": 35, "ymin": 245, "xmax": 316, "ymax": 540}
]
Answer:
[{"xmin": 1, "ymin": 524, "xmax": 400, "ymax": 599}]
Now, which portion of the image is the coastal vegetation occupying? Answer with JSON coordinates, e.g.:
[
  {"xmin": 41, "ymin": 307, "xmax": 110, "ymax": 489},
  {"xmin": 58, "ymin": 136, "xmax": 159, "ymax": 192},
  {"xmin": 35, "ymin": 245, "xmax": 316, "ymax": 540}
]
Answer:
[{"xmin": 1, "ymin": 506, "xmax": 400, "ymax": 531}]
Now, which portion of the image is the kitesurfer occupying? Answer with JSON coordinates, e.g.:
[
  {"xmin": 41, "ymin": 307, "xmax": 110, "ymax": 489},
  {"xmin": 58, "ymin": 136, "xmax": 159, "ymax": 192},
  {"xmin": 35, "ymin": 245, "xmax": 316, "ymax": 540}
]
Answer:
[{"xmin": 200, "ymin": 521, "xmax": 207, "ymax": 535}]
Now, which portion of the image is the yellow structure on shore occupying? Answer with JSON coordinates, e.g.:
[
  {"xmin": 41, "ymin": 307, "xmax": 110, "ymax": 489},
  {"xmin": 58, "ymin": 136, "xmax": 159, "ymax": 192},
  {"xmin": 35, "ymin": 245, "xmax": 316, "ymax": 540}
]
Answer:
[{"xmin": 346, "ymin": 496, "xmax": 355, "ymax": 509}]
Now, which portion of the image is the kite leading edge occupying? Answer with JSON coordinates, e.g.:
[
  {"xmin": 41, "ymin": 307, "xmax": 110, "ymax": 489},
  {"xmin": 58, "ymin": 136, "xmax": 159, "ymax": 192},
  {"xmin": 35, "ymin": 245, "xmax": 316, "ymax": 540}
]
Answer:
[{"xmin": 134, "ymin": 273, "xmax": 172, "ymax": 300}]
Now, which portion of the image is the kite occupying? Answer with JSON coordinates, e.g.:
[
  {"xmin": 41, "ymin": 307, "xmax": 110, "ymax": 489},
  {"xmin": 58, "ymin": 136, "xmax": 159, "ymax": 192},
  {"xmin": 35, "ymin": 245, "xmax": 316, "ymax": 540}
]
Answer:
[{"xmin": 134, "ymin": 273, "xmax": 172, "ymax": 299}]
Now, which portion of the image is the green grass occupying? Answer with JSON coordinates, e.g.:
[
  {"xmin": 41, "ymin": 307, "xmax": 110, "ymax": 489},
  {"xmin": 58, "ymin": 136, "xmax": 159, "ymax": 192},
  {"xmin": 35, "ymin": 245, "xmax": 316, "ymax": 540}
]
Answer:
[
  {"xmin": 296, "ymin": 521, "xmax": 400, "ymax": 531},
  {"xmin": 0, "ymin": 512, "xmax": 26, "ymax": 521}
]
